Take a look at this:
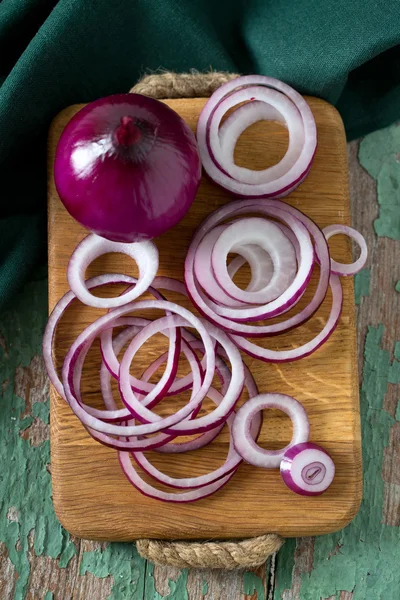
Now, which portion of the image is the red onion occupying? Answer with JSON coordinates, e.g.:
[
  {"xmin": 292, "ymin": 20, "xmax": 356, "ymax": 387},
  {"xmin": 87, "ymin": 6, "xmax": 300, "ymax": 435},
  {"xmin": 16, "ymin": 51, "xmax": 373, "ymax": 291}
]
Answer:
[
  {"xmin": 54, "ymin": 94, "xmax": 201, "ymax": 242},
  {"xmin": 232, "ymin": 393, "xmax": 310, "ymax": 468},
  {"xmin": 196, "ymin": 76, "xmax": 317, "ymax": 197},
  {"xmin": 280, "ymin": 442, "xmax": 335, "ymax": 495}
]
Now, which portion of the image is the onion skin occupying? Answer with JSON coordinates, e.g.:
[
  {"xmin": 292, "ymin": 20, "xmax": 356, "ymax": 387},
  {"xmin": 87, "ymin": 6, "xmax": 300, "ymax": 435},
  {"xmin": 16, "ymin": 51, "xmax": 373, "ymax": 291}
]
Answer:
[{"xmin": 54, "ymin": 94, "xmax": 201, "ymax": 242}]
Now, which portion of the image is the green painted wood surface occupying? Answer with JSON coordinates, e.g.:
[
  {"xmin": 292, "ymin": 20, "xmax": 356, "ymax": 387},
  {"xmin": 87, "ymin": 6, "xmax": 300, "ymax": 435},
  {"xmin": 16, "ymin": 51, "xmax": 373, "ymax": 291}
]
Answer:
[{"xmin": 1, "ymin": 130, "xmax": 400, "ymax": 598}]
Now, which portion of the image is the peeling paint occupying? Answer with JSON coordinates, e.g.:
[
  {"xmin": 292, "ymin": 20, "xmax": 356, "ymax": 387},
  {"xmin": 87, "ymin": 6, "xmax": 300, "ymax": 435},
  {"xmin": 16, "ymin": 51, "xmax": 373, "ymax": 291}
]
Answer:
[
  {"xmin": 274, "ymin": 325, "xmax": 400, "ymax": 599},
  {"xmin": 44, "ymin": 593, "xmax": 53, "ymax": 600},
  {"xmin": 244, "ymin": 571, "xmax": 265, "ymax": 600},
  {"xmin": 0, "ymin": 280, "xmax": 76, "ymax": 600},
  {"xmin": 80, "ymin": 543, "xmax": 146, "ymax": 599},
  {"xmin": 354, "ymin": 269, "xmax": 370, "ymax": 305},
  {"xmin": 395, "ymin": 281, "xmax": 400, "ymax": 293},
  {"xmin": 395, "ymin": 401, "xmax": 400, "ymax": 422},
  {"xmin": 144, "ymin": 562, "xmax": 188, "ymax": 600},
  {"xmin": 359, "ymin": 124, "xmax": 400, "ymax": 239},
  {"xmin": 202, "ymin": 580, "xmax": 208, "ymax": 596}
]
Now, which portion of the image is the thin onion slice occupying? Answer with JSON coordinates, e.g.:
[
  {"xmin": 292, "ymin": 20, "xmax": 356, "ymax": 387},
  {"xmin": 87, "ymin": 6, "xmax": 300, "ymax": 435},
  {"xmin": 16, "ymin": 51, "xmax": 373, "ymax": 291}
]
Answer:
[
  {"xmin": 186, "ymin": 202, "xmax": 314, "ymax": 324},
  {"xmin": 211, "ymin": 217, "xmax": 297, "ymax": 304},
  {"xmin": 131, "ymin": 387, "xmax": 240, "ymax": 489},
  {"xmin": 43, "ymin": 273, "xmax": 139, "ymax": 401},
  {"xmin": 119, "ymin": 451, "xmax": 234, "ymax": 503},
  {"xmin": 67, "ymin": 233, "xmax": 158, "ymax": 308},
  {"xmin": 322, "ymin": 224, "xmax": 368, "ymax": 276},
  {"xmin": 100, "ymin": 279, "xmax": 209, "ymax": 396},
  {"xmin": 280, "ymin": 442, "xmax": 335, "ymax": 496},
  {"xmin": 91, "ymin": 334, "xmax": 203, "ymax": 451},
  {"xmin": 132, "ymin": 357, "xmax": 261, "ymax": 488},
  {"xmin": 184, "ymin": 200, "xmax": 325, "ymax": 337},
  {"xmin": 119, "ymin": 315, "xmax": 244, "ymax": 435},
  {"xmin": 62, "ymin": 299, "xmax": 216, "ymax": 436},
  {"xmin": 232, "ymin": 393, "xmax": 310, "ymax": 468},
  {"xmin": 197, "ymin": 75, "xmax": 317, "ymax": 197},
  {"xmin": 231, "ymin": 274, "xmax": 342, "ymax": 362}
]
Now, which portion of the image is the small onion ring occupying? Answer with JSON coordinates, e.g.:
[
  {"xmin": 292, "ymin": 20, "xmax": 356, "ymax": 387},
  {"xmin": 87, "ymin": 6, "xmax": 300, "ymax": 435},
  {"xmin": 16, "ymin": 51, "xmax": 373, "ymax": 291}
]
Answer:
[
  {"xmin": 67, "ymin": 234, "xmax": 158, "ymax": 308},
  {"xmin": 322, "ymin": 224, "xmax": 368, "ymax": 276},
  {"xmin": 232, "ymin": 393, "xmax": 310, "ymax": 468}
]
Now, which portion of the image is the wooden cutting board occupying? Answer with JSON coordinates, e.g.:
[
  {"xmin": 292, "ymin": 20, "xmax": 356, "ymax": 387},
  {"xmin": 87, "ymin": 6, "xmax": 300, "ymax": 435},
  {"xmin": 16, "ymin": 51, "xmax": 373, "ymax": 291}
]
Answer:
[{"xmin": 47, "ymin": 97, "xmax": 362, "ymax": 541}]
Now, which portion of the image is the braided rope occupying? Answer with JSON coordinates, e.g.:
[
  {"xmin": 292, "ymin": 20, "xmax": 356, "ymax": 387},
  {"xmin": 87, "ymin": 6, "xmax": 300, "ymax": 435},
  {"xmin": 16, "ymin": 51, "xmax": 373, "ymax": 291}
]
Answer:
[
  {"xmin": 130, "ymin": 69, "xmax": 239, "ymax": 98},
  {"xmin": 136, "ymin": 535, "xmax": 283, "ymax": 570}
]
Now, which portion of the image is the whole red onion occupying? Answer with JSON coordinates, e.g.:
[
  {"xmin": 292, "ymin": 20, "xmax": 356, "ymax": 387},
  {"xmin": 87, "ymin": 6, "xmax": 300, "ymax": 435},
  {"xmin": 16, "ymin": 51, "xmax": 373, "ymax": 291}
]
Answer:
[{"xmin": 54, "ymin": 94, "xmax": 201, "ymax": 242}]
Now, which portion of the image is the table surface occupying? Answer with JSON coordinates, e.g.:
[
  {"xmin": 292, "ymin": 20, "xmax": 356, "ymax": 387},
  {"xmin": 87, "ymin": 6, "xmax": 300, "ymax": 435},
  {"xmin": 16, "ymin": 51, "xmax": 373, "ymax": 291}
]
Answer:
[{"xmin": 1, "ymin": 126, "xmax": 400, "ymax": 599}]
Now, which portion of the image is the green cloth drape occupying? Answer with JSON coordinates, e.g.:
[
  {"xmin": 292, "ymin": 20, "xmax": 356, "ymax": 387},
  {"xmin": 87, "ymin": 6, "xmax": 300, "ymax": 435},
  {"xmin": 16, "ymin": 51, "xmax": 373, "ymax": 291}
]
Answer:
[{"xmin": 1, "ymin": 0, "xmax": 399, "ymax": 308}]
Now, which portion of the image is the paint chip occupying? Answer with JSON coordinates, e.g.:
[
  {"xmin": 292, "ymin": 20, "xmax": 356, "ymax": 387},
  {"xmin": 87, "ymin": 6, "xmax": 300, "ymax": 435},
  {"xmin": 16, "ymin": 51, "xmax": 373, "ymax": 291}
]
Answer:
[
  {"xmin": 6, "ymin": 507, "xmax": 19, "ymax": 523},
  {"xmin": 354, "ymin": 269, "xmax": 370, "ymax": 305}
]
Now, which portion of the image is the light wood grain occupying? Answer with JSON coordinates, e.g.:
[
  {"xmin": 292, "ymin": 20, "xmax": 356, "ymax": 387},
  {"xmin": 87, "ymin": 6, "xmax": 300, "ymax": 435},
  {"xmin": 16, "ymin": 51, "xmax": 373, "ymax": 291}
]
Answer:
[{"xmin": 47, "ymin": 97, "xmax": 362, "ymax": 541}]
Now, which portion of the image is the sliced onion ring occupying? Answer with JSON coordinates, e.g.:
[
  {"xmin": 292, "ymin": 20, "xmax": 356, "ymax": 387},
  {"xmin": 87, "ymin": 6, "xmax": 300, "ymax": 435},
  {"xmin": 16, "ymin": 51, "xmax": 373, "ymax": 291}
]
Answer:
[
  {"xmin": 280, "ymin": 442, "xmax": 335, "ymax": 496},
  {"xmin": 211, "ymin": 217, "xmax": 296, "ymax": 304},
  {"xmin": 322, "ymin": 224, "xmax": 368, "ymax": 276},
  {"xmin": 61, "ymin": 299, "xmax": 216, "ymax": 437},
  {"xmin": 91, "ymin": 334, "xmax": 203, "ymax": 451},
  {"xmin": 119, "ymin": 315, "xmax": 244, "ymax": 435},
  {"xmin": 186, "ymin": 202, "xmax": 314, "ymax": 324},
  {"xmin": 231, "ymin": 274, "xmax": 342, "ymax": 362},
  {"xmin": 43, "ymin": 274, "xmax": 139, "ymax": 400},
  {"xmin": 67, "ymin": 234, "xmax": 159, "ymax": 308},
  {"xmin": 232, "ymin": 393, "xmax": 310, "ymax": 468},
  {"xmin": 132, "ymin": 357, "xmax": 261, "ymax": 488},
  {"xmin": 184, "ymin": 199, "xmax": 327, "ymax": 337},
  {"xmin": 196, "ymin": 75, "xmax": 317, "ymax": 197},
  {"xmin": 132, "ymin": 387, "xmax": 241, "ymax": 489},
  {"xmin": 119, "ymin": 451, "xmax": 234, "ymax": 503}
]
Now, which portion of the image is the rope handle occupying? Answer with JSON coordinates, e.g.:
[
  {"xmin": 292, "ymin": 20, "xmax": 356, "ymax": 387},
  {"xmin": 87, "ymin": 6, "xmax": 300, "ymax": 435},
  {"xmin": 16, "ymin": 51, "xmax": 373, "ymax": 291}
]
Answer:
[
  {"xmin": 136, "ymin": 535, "xmax": 283, "ymax": 570},
  {"xmin": 130, "ymin": 70, "xmax": 284, "ymax": 570}
]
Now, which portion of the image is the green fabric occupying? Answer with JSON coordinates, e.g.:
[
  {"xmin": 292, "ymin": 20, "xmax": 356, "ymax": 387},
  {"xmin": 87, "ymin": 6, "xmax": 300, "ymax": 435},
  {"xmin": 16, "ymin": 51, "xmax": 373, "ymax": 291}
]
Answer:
[{"xmin": 0, "ymin": 0, "xmax": 399, "ymax": 309}]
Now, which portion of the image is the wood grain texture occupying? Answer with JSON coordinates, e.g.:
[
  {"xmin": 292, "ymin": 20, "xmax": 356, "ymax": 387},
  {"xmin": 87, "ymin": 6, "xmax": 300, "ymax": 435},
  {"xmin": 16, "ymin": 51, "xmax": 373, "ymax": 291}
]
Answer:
[{"xmin": 47, "ymin": 97, "xmax": 362, "ymax": 541}]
